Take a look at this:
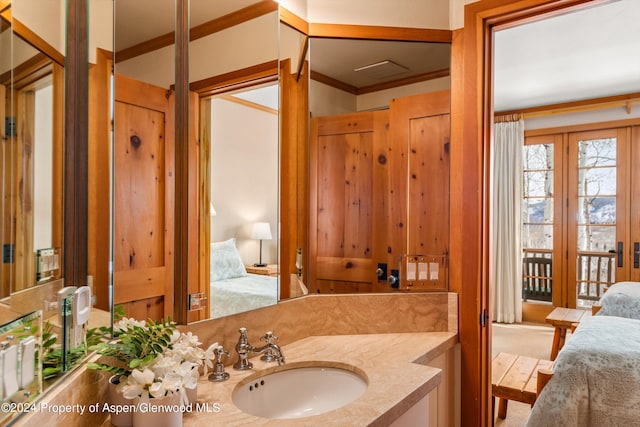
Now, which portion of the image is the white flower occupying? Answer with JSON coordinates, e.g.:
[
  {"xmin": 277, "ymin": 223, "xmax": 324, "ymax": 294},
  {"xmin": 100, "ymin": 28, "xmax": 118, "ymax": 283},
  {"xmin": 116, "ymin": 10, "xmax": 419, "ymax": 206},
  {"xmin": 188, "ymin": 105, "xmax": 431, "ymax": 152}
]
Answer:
[
  {"xmin": 113, "ymin": 317, "xmax": 147, "ymax": 334},
  {"xmin": 121, "ymin": 368, "xmax": 156, "ymax": 403},
  {"xmin": 179, "ymin": 332, "xmax": 201, "ymax": 348},
  {"xmin": 149, "ymin": 354, "xmax": 181, "ymax": 378},
  {"xmin": 174, "ymin": 361, "xmax": 199, "ymax": 389}
]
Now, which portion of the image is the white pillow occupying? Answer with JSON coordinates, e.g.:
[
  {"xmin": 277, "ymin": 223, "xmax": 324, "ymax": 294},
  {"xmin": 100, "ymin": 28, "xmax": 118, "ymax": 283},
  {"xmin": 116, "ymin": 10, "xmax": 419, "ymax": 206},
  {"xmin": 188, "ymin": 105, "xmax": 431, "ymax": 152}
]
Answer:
[{"xmin": 210, "ymin": 238, "xmax": 247, "ymax": 281}]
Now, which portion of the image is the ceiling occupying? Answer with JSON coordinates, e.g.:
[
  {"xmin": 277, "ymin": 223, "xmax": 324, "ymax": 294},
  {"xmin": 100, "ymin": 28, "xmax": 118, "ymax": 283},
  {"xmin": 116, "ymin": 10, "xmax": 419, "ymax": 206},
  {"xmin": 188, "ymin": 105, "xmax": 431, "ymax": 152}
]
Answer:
[
  {"xmin": 309, "ymin": 38, "xmax": 450, "ymax": 90},
  {"xmin": 493, "ymin": 0, "xmax": 640, "ymax": 112},
  {"xmin": 114, "ymin": 0, "xmax": 640, "ymax": 112}
]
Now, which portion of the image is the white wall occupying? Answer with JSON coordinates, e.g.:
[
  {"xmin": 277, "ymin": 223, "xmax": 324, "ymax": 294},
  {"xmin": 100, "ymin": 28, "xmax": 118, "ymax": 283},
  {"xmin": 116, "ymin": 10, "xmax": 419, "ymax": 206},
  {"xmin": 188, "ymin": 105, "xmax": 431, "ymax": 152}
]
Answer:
[
  {"xmin": 117, "ymin": 12, "xmax": 278, "ymax": 89},
  {"xmin": 449, "ymin": 0, "xmax": 478, "ymax": 29},
  {"xmin": 34, "ymin": 85, "xmax": 53, "ymax": 251},
  {"xmin": 13, "ymin": 0, "xmax": 65, "ymax": 55},
  {"xmin": 307, "ymin": 0, "xmax": 449, "ymax": 29},
  {"xmin": 89, "ymin": 0, "xmax": 114, "ymax": 64},
  {"xmin": 210, "ymin": 97, "xmax": 279, "ymax": 266}
]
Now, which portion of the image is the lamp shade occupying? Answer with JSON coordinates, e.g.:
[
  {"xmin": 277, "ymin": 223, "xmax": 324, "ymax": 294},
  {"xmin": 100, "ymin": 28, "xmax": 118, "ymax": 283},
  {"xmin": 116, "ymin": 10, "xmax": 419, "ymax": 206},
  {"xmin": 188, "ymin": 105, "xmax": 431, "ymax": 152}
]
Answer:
[{"xmin": 251, "ymin": 222, "xmax": 272, "ymax": 240}]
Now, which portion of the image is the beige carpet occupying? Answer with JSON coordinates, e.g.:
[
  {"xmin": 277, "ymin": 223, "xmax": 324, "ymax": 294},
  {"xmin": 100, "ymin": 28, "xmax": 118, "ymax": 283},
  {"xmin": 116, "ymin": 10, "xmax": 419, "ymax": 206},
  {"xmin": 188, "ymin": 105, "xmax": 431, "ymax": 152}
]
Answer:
[{"xmin": 492, "ymin": 322, "xmax": 561, "ymax": 427}]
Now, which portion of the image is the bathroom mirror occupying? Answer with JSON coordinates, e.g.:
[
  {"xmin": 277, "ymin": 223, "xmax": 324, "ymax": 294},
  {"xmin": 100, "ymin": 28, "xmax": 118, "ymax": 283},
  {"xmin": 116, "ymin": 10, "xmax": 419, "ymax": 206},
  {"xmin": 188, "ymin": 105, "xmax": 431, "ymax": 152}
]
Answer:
[
  {"xmin": 189, "ymin": 0, "xmax": 280, "ymax": 321},
  {"xmin": 0, "ymin": 0, "xmax": 65, "ymax": 307},
  {"xmin": 306, "ymin": 36, "xmax": 452, "ymax": 294}
]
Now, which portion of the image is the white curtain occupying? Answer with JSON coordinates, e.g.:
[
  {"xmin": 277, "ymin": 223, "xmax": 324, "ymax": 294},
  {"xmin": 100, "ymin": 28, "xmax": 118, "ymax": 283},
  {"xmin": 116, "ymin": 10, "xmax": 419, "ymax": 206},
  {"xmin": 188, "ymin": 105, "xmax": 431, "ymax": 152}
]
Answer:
[{"xmin": 491, "ymin": 119, "xmax": 524, "ymax": 323}]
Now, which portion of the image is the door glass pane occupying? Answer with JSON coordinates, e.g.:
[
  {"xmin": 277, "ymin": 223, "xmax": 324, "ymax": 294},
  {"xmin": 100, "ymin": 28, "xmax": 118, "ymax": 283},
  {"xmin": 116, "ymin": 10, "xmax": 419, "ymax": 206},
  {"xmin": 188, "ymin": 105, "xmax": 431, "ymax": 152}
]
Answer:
[
  {"xmin": 575, "ymin": 137, "xmax": 617, "ymax": 307},
  {"xmin": 523, "ymin": 144, "xmax": 554, "ymax": 247},
  {"xmin": 522, "ymin": 143, "xmax": 554, "ymax": 302}
]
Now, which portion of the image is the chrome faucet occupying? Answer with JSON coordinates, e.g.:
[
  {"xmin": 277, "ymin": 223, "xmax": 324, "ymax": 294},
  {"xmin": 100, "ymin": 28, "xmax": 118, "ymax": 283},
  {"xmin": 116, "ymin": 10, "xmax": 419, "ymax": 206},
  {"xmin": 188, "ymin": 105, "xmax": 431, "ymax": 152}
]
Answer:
[
  {"xmin": 232, "ymin": 328, "xmax": 285, "ymax": 370},
  {"xmin": 208, "ymin": 345, "xmax": 230, "ymax": 382}
]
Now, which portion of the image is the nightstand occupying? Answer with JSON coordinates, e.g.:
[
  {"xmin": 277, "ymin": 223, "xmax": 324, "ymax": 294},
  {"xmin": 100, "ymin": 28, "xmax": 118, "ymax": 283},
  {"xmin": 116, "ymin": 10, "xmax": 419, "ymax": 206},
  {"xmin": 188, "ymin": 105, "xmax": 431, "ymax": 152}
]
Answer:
[{"xmin": 245, "ymin": 264, "xmax": 279, "ymax": 276}]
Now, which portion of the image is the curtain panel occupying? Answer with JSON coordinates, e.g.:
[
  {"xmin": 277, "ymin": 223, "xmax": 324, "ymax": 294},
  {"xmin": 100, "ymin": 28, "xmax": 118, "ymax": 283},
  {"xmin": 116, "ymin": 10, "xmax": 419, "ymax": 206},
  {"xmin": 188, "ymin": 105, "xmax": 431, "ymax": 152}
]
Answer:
[{"xmin": 491, "ymin": 119, "xmax": 524, "ymax": 323}]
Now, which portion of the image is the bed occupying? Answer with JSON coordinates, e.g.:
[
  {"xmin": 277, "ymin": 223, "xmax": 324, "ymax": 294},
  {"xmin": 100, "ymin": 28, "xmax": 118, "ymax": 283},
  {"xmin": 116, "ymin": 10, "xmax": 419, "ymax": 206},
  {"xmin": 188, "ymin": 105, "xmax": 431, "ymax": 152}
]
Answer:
[
  {"xmin": 593, "ymin": 281, "xmax": 640, "ymax": 319},
  {"xmin": 526, "ymin": 282, "xmax": 640, "ymax": 426},
  {"xmin": 208, "ymin": 238, "xmax": 279, "ymax": 319},
  {"xmin": 210, "ymin": 273, "xmax": 278, "ymax": 318}
]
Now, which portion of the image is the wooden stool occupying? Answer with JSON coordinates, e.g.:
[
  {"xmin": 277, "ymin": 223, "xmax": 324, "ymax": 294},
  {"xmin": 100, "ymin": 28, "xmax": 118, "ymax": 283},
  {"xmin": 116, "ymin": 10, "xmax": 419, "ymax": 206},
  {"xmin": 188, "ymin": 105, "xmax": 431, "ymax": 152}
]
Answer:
[
  {"xmin": 492, "ymin": 352, "xmax": 553, "ymax": 420},
  {"xmin": 545, "ymin": 307, "xmax": 590, "ymax": 360}
]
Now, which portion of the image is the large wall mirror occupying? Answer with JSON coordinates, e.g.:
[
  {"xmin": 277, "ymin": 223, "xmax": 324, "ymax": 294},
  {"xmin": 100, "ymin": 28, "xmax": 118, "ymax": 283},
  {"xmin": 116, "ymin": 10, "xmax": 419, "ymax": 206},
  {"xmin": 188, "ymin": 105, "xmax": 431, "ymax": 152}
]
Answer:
[
  {"xmin": 109, "ymin": 1, "xmax": 453, "ymax": 325},
  {"xmin": 305, "ymin": 36, "xmax": 452, "ymax": 294},
  {"xmin": 0, "ymin": 0, "xmax": 65, "ymax": 318}
]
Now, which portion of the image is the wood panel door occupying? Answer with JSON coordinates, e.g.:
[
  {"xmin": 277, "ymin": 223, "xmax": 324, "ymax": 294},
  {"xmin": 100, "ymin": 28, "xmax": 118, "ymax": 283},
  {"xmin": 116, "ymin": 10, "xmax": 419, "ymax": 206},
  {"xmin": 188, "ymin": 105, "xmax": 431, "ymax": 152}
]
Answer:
[
  {"xmin": 390, "ymin": 91, "xmax": 451, "ymax": 291},
  {"xmin": 309, "ymin": 111, "xmax": 388, "ymax": 293},
  {"xmin": 113, "ymin": 74, "xmax": 174, "ymax": 320}
]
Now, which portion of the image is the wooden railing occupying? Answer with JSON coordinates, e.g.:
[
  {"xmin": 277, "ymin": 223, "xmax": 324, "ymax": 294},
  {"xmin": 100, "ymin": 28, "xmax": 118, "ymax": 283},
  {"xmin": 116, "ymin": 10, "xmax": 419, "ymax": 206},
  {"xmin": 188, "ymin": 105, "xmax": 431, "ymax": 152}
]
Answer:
[
  {"xmin": 576, "ymin": 251, "xmax": 616, "ymax": 307},
  {"xmin": 521, "ymin": 249, "xmax": 616, "ymax": 306},
  {"xmin": 522, "ymin": 249, "xmax": 552, "ymax": 302}
]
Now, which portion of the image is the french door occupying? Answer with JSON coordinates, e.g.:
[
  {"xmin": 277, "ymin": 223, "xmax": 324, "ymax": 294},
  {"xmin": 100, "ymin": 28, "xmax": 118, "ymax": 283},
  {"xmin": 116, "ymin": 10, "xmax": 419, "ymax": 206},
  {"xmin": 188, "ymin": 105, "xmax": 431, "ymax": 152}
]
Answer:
[
  {"xmin": 524, "ymin": 124, "xmax": 639, "ymax": 310},
  {"xmin": 567, "ymin": 128, "xmax": 629, "ymax": 308}
]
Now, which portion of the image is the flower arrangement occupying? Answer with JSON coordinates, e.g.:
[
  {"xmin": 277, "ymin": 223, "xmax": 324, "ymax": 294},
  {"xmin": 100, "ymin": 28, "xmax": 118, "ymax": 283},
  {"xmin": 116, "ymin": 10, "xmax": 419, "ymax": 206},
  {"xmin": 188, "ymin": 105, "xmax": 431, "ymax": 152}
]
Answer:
[{"xmin": 88, "ymin": 316, "xmax": 219, "ymax": 404}]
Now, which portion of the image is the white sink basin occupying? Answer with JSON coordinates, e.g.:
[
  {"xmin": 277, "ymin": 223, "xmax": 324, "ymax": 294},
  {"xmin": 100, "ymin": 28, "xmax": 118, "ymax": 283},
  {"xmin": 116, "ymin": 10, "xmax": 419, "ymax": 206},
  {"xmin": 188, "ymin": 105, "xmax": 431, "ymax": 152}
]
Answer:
[{"xmin": 232, "ymin": 362, "xmax": 368, "ymax": 419}]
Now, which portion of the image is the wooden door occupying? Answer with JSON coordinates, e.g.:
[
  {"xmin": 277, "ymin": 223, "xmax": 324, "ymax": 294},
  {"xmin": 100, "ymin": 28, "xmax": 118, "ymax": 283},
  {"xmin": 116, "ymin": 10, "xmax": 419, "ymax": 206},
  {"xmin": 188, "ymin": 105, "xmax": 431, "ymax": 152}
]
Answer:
[
  {"xmin": 309, "ymin": 111, "xmax": 388, "ymax": 293},
  {"xmin": 390, "ymin": 91, "xmax": 451, "ymax": 290},
  {"xmin": 567, "ymin": 128, "xmax": 629, "ymax": 307},
  {"xmin": 113, "ymin": 74, "xmax": 174, "ymax": 320}
]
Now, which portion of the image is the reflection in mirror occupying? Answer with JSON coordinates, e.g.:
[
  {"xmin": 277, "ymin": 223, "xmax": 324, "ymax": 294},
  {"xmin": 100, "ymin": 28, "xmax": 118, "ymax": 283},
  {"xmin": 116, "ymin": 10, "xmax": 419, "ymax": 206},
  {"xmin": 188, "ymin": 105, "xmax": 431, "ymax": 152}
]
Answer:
[
  {"xmin": 189, "ymin": 0, "xmax": 280, "ymax": 322},
  {"xmin": 0, "ymin": 2, "xmax": 64, "ymax": 305},
  {"xmin": 307, "ymin": 37, "xmax": 451, "ymax": 294},
  {"xmin": 112, "ymin": 0, "xmax": 176, "ymax": 321},
  {"xmin": 208, "ymin": 83, "xmax": 279, "ymax": 319}
]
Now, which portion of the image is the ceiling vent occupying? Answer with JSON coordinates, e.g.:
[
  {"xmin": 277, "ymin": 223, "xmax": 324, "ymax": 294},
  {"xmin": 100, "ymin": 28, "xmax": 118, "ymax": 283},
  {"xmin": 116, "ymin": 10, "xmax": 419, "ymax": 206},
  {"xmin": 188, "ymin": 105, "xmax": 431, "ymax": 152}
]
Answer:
[{"xmin": 354, "ymin": 60, "xmax": 409, "ymax": 80}]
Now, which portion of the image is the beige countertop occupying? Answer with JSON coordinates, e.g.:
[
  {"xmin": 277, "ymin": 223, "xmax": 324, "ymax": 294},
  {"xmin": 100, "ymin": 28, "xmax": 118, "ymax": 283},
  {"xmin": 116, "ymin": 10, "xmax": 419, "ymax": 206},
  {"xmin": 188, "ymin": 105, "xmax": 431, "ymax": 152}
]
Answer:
[{"xmin": 183, "ymin": 331, "xmax": 457, "ymax": 426}]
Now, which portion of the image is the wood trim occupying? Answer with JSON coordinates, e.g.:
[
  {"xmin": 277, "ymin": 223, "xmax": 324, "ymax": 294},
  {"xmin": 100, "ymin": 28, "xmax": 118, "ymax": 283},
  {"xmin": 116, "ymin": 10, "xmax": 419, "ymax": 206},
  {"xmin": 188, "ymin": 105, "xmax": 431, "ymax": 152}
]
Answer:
[
  {"xmin": 497, "ymin": 91, "xmax": 640, "ymax": 118},
  {"xmin": 461, "ymin": 1, "xmax": 618, "ymax": 425},
  {"xmin": 174, "ymin": 0, "xmax": 189, "ymax": 323},
  {"xmin": 190, "ymin": 60, "xmax": 279, "ymax": 97},
  {"xmin": 311, "ymin": 68, "xmax": 450, "ymax": 96},
  {"xmin": 310, "ymin": 70, "xmax": 358, "ymax": 95},
  {"xmin": 198, "ymin": 98, "xmax": 211, "ymax": 318},
  {"xmin": 64, "ymin": 0, "xmax": 89, "ymax": 287},
  {"xmin": 280, "ymin": 6, "xmax": 308, "ymax": 35},
  {"xmin": 88, "ymin": 49, "xmax": 112, "ymax": 311},
  {"xmin": 0, "ymin": 53, "xmax": 52, "ymax": 88},
  {"xmin": 190, "ymin": 1, "xmax": 278, "ymax": 41},
  {"xmin": 525, "ymin": 118, "xmax": 640, "ymax": 137},
  {"xmin": 8, "ymin": 15, "xmax": 65, "ymax": 66},
  {"xmin": 220, "ymin": 95, "xmax": 277, "ymax": 115},
  {"xmin": 116, "ymin": 1, "xmax": 278, "ymax": 63},
  {"xmin": 309, "ymin": 23, "xmax": 452, "ymax": 43},
  {"xmin": 357, "ymin": 68, "xmax": 450, "ymax": 95}
]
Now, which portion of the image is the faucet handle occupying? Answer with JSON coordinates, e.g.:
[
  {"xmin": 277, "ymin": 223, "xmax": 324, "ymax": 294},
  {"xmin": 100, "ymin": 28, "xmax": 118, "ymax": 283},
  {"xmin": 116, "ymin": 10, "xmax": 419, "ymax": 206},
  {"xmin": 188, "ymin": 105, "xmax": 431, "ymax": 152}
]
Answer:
[
  {"xmin": 260, "ymin": 331, "xmax": 279, "ymax": 344},
  {"xmin": 214, "ymin": 345, "xmax": 230, "ymax": 363},
  {"xmin": 209, "ymin": 345, "xmax": 231, "ymax": 382}
]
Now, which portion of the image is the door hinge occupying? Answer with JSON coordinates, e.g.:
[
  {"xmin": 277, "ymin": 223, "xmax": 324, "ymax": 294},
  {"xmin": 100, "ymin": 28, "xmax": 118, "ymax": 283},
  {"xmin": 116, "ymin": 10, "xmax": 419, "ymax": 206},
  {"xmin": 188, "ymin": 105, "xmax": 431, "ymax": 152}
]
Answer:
[{"xmin": 480, "ymin": 309, "xmax": 489, "ymax": 327}]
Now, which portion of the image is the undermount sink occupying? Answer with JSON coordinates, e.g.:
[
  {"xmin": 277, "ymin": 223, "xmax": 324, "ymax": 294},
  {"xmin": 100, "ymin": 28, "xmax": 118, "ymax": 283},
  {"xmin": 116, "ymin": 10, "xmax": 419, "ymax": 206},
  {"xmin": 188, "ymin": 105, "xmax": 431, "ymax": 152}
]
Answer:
[{"xmin": 232, "ymin": 362, "xmax": 368, "ymax": 419}]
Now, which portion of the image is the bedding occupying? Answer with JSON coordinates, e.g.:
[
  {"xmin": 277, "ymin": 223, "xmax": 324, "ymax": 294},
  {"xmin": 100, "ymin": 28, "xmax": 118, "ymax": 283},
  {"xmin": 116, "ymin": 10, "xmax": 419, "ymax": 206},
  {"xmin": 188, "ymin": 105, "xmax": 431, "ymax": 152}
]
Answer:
[
  {"xmin": 210, "ymin": 238, "xmax": 247, "ymax": 281},
  {"xmin": 595, "ymin": 281, "xmax": 640, "ymax": 319},
  {"xmin": 210, "ymin": 273, "xmax": 278, "ymax": 319},
  {"xmin": 526, "ymin": 315, "xmax": 640, "ymax": 427}
]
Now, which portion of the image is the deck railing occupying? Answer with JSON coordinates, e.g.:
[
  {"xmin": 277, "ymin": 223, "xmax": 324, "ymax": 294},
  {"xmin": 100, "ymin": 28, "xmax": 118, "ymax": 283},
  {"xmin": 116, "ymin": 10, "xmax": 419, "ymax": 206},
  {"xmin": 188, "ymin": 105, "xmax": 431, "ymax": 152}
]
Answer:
[
  {"xmin": 521, "ymin": 249, "xmax": 616, "ymax": 307},
  {"xmin": 576, "ymin": 251, "xmax": 615, "ymax": 307},
  {"xmin": 522, "ymin": 249, "xmax": 553, "ymax": 302}
]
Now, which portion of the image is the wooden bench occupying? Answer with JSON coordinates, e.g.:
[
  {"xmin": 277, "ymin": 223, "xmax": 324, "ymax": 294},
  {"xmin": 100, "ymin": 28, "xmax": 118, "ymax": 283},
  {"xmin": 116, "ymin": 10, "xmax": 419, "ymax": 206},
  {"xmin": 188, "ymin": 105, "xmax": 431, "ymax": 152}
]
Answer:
[
  {"xmin": 545, "ymin": 307, "xmax": 591, "ymax": 360},
  {"xmin": 492, "ymin": 352, "xmax": 553, "ymax": 420}
]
